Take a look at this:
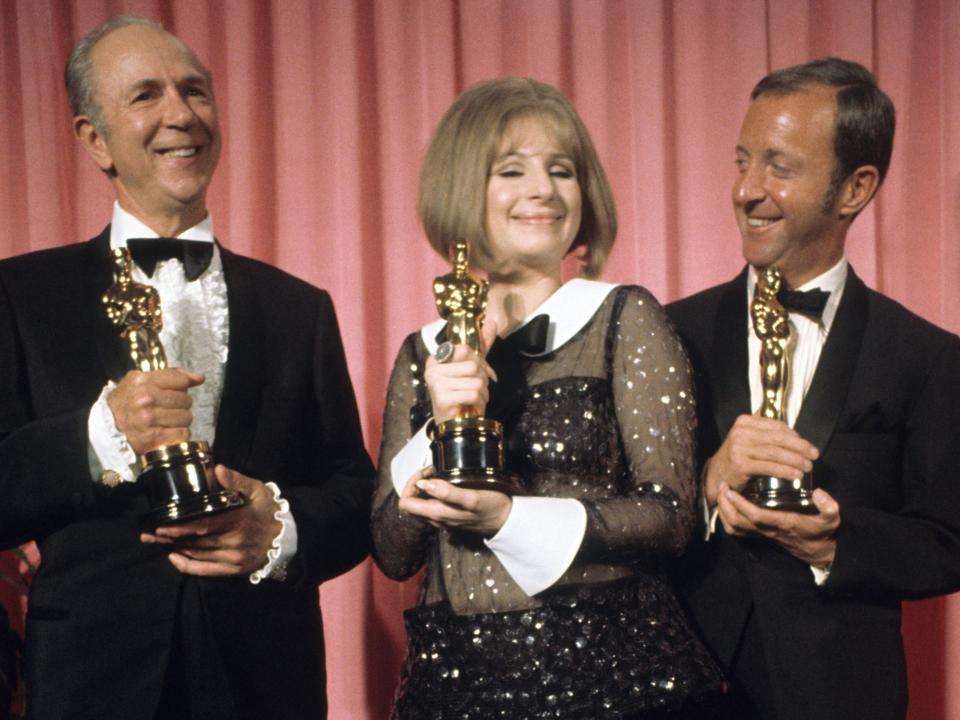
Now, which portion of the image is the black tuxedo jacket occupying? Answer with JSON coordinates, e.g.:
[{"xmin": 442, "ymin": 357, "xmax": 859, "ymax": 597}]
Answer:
[
  {"xmin": 0, "ymin": 229, "xmax": 375, "ymax": 719},
  {"xmin": 667, "ymin": 266, "xmax": 960, "ymax": 720}
]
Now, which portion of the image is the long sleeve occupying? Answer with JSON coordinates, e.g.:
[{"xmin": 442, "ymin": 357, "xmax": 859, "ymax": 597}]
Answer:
[
  {"xmin": 0, "ymin": 272, "xmax": 101, "ymax": 548},
  {"xmin": 825, "ymin": 328, "xmax": 960, "ymax": 599},
  {"xmin": 278, "ymin": 289, "xmax": 376, "ymax": 587},
  {"xmin": 371, "ymin": 334, "xmax": 437, "ymax": 581},
  {"xmin": 578, "ymin": 287, "xmax": 698, "ymax": 563}
]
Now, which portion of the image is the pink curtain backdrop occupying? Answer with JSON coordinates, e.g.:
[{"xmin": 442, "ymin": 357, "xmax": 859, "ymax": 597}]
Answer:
[{"xmin": 2, "ymin": 1, "xmax": 958, "ymax": 717}]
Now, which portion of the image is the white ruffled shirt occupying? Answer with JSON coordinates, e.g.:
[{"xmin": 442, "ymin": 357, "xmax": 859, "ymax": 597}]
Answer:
[
  {"xmin": 389, "ymin": 278, "xmax": 619, "ymax": 596},
  {"xmin": 87, "ymin": 203, "xmax": 295, "ymax": 583}
]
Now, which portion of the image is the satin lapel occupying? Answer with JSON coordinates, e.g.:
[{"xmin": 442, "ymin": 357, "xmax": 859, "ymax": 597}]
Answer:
[
  {"xmin": 84, "ymin": 226, "xmax": 129, "ymax": 382},
  {"xmin": 712, "ymin": 268, "xmax": 753, "ymax": 439},
  {"xmin": 793, "ymin": 267, "xmax": 868, "ymax": 452},
  {"xmin": 213, "ymin": 246, "xmax": 264, "ymax": 467}
]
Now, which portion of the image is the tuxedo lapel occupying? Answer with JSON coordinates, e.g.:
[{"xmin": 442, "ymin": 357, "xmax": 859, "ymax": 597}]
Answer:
[
  {"xmin": 84, "ymin": 227, "xmax": 130, "ymax": 382},
  {"xmin": 712, "ymin": 268, "xmax": 752, "ymax": 438},
  {"xmin": 214, "ymin": 246, "xmax": 264, "ymax": 468},
  {"xmin": 793, "ymin": 267, "xmax": 868, "ymax": 452}
]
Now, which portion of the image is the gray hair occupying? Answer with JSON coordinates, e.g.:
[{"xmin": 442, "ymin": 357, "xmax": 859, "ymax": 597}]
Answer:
[{"xmin": 65, "ymin": 16, "xmax": 210, "ymax": 134}]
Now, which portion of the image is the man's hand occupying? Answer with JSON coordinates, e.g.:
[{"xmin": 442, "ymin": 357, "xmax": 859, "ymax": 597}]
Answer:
[
  {"xmin": 107, "ymin": 368, "xmax": 204, "ymax": 455},
  {"xmin": 717, "ymin": 483, "xmax": 840, "ymax": 567},
  {"xmin": 704, "ymin": 414, "xmax": 819, "ymax": 506},
  {"xmin": 398, "ymin": 469, "xmax": 512, "ymax": 537},
  {"xmin": 140, "ymin": 465, "xmax": 282, "ymax": 577}
]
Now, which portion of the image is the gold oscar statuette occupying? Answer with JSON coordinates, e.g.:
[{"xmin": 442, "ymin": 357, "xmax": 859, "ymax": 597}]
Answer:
[
  {"xmin": 743, "ymin": 265, "xmax": 817, "ymax": 513},
  {"xmin": 102, "ymin": 247, "xmax": 244, "ymax": 526},
  {"xmin": 429, "ymin": 239, "xmax": 521, "ymax": 495}
]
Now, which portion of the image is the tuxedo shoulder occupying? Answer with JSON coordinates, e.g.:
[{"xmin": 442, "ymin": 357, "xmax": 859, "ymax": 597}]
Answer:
[
  {"xmin": 867, "ymin": 288, "xmax": 959, "ymax": 347},
  {"xmin": 666, "ymin": 282, "xmax": 728, "ymax": 310},
  {"xmin": 0, "ymin": 240, "xmax": 91, "ymax": 277},
  {"xmin": 665, "ymin": 281, "xmax": 730, "ymax": 331},
  {"xmin": 223, "ymin": 250, "xmax": 330, "ymax": 300}
]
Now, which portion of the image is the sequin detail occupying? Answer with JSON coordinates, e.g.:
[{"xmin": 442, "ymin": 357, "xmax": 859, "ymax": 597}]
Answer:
[
  {"xmin": 373, "ymin": 284, "xmax": 717, "ymax": 715},
  {"xmin": 394, "ymin": 577, "xmax": 722, "ymax": 719}
]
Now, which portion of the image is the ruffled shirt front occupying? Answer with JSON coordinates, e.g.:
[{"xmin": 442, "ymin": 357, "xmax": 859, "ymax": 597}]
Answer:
[{"xmin": 87, "ymin": 203, "xmax": 293, "ymax": 583}]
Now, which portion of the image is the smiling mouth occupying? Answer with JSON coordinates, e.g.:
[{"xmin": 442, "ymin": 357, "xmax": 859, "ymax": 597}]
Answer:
[
  {"xmin": 159, "ymin": 147, "xmax": 199, "ymax": 158},
  {"xmin": 513, "ymin": 215, "xmax": 562, "ymax": 223},
  {"xmin": 746, "ymin": 217, "xmax": 781, "ymax": 228}
]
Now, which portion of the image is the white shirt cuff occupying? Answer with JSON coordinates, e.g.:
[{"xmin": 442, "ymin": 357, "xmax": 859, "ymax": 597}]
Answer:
[
  {"xmin": 702, "ymin": 493, "xmax": 720, "ymax": 541},
  {"xmin": 484, "ymin": 496, "xmax": 587, "ymax": 596},
  {"xmin": 810, "ymin": 563, "xmax": 832, "ymax": 585},
  {"xmin": 249, "ymin": 481, "xmax": 298, "ymax": 584},
  {"xmin": 88, "ymin": 381, "xmax": 138, "ymax": 485},
  {"xmin": 390, "ymin": 422, "xmax": 432, "ymax": 496}
]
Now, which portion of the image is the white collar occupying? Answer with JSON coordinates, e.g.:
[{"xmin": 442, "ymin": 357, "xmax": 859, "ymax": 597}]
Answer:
[
  {"xmin": 420, "ymin": 278, "xmax": 620, "ymax": 356},
  {"xmin": 109, "ymin": 202, "xmax": 215, "ymax": 250},
  {"xmin": 746, "ymin": 255, "xmax": 848, "ymax": 332}
]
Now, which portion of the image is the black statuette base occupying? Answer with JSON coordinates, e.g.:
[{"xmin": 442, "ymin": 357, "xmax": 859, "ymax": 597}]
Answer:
[
  {"xmin": 430, "ymin": 417, "xmax": 522, "ymax": 496},
  {"xmin": 137, "ymin": 441, "xmax": 245, "ymax": 528},
  {"xmin": 743, "ymin": 473, "xmax": 818, "ymax": 515}
]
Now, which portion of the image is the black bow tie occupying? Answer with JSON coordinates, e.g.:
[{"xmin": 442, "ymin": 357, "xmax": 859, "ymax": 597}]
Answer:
[
  {"xmin": 777, "ymin": 287, "xmax": 830, "ymax": 319},
  {"xmin": 126, "ymin": 238, "xmax": 213, "ymax": 281},
  {"xmin": 435, "ymin": 313, "xmax": 550, "ymax": 355}
]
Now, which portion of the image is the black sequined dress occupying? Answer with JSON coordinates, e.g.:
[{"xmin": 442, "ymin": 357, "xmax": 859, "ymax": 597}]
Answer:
[{"xmin": 373, "ymin": 283, "xmax": 722, "ymax": 719}]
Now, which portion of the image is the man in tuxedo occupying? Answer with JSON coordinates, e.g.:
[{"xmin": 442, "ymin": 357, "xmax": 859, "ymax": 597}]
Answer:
[
  {"xmin": 0, "ymin": 16, "xmax": 374, "ymax": 720},
  {"xmin": 668, "ymin": 58, "xmax": 960, "ymax": 720}
]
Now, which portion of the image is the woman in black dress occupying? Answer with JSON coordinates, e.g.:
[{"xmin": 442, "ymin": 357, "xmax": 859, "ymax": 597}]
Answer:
[{"xmin": 372, "ymin": 77, "xmax": 721, "ymax": 719}]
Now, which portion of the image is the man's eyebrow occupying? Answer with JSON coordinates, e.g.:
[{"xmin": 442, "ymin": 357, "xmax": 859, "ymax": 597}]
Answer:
[
  {"xmin": 127, "ymin": 78, "xmax": 162, "ymax": 92},
  {"xmin": 762, "ymin": 148, "xmax": 788, "ymax": 159},
  {"xmin": 180, "ymin": 72, "xmax": 210, "ymax": 86}
]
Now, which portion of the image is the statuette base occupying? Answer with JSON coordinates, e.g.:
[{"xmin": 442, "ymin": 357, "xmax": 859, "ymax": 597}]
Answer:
[
  {"xmin": 430, "ymin": 417, "xmax": 522, "ymax": 495},
  {"xmin": 137, "ymin": 440, "xmax": 245, "ymax": 528},
  {"xmin": 743, "ymin": 474, "xmax": 818, "ymax": 515}
]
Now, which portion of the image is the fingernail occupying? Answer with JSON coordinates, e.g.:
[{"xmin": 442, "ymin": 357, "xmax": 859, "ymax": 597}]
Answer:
[{"xmin": 416, "ymin": 479, "xmax": 431, "ymax": 491}]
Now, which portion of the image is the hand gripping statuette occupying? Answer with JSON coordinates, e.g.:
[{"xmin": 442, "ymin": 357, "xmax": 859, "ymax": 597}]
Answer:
[
  {"xmin": 744, "ymin": 265, "xmax": 817, "ymax": 514},
  {"xmin": 429, "ymin": 240, "xmax": 521, "ymax": 494},
  {"xmin": 102, "ymin": 247, "xmax": 244, "ymax": 526}
]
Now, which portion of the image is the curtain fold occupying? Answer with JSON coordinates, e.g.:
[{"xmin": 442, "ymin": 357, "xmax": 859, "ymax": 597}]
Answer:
[{"xmin": 1, "ymin": 2, "xmax": 957, "ymax": 717}]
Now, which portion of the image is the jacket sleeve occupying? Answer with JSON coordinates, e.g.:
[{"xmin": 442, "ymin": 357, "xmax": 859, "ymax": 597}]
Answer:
[
  {"xmin": 826, "ymin": 330, "xmax": 960, "ymax": 599},
  {"xmin": 278, "ymin": 289, "xmax": 376, "ymax": 587},
  {"xmin": 0, "ymin": 272, "xmax": 102, "ymax": 548}
]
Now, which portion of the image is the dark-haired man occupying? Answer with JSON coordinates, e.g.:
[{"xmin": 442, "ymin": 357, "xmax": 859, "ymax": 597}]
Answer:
[
  {"xmin": 669, "ymin": 58, "xmax": 960, "ymax": 720},
  {"xmin": 0, "ymin": 16, "xmax": 373, "ymax": 720}
]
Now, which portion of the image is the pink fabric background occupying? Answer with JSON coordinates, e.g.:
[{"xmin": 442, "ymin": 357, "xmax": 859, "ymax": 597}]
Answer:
[{"xmin": 1, "ymin": 1, "xmax": 958, "ymax": 717}]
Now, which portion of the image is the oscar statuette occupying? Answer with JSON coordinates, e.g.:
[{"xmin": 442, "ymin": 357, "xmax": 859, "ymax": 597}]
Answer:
[
  {"xmin": 428, "ymin": 239, "xmax": 522, "ymax": 495},
  {"xmin": 742, "ymin": 265, "xmax": 817, "ymax": 513},
  {"xmin": 102, "ymin": 247, "xmax": 244, "ymax": 527}
]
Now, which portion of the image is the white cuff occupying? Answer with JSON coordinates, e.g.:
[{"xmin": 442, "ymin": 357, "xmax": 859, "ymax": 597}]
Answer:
[
  {"xmin": 484, "ymin": 497, "xmax": 587, "ymax": 596},
  {"xmin": 703, "ymin": 494, "xmax": 720, "ymax": 541},
  {"xmin": 810, "ymin": 563, "xmax": 832, "ymax": 586},
  {"xmin": 390, "ymin": 422, "xmax": 432, "ymax": 496},
  {"xmin": 249, "ymin": 482, "xmax": 298, "ymax": 584},
  {"xmin": 87, "ymin": 381, "xmax": 138, "ymax": 485}
]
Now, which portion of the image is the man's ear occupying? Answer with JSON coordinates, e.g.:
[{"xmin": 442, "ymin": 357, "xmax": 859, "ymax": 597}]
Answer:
[
  {"xmin": 837, "ymin": 165, "xmax": 880, "ymax": 219},
  {"xmin": 73, "ymin": 115, "xmax": 114, "ymax": 173}
]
